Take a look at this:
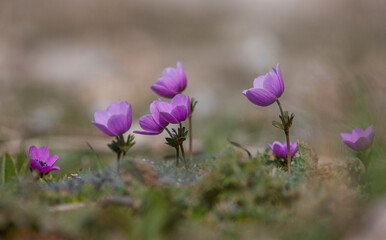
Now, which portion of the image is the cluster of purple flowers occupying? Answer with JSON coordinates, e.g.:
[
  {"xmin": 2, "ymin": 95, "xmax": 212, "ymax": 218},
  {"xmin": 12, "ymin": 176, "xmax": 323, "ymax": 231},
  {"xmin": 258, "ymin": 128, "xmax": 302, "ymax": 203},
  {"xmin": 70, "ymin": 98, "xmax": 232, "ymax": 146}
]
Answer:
[{"xmin": 25, "ymin": 61, "xmax": 375, "ymax": 177}]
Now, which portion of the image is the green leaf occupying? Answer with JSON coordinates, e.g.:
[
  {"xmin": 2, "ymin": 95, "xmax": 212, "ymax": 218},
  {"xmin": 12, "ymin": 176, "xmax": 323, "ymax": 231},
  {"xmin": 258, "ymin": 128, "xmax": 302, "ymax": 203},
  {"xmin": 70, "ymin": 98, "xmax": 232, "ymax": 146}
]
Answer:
[
  {"xmin": 1, "ymin": 153, "xmax": 18, "ymax": 184},
  {"xmin": 16, "ymin": 148, "xmax": 26, "ymax": 173},
  {"xmin": 228, "ymin": 139, "xmax": 252, "ymax": 159}
]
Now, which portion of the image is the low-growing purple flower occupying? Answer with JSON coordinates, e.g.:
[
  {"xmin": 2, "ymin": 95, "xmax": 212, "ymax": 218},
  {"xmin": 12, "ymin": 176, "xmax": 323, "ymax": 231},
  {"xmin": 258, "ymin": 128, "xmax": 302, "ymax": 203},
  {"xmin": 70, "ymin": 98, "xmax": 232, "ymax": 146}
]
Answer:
[
  {"xmin": 134, "ymin": 100, "xmax": 169, "ymax": 135},
  {"xmin": 92, "ymin": 101, "xmax": 132, "ymax": 137},
  {"xmin": 243, "ymin": 63, "xmax": 284, "ymax": 107},
  {"xmin": 269, "ymin": 141, "xmax": 298, "ymax": 158},
  {"xmin": 151, "ymin": 62, "xmax": 187, "ymax": 98},
  {"xmin": 340, "ymin": 125, "xmax": 375, "ymax": 151},
  {"xmin": 28, "ymin": 146, "xmax": 60, "ymax": 173},
  {"xmin": 157, "ymin": 94, "xmax": 191, "ymax": 124}
]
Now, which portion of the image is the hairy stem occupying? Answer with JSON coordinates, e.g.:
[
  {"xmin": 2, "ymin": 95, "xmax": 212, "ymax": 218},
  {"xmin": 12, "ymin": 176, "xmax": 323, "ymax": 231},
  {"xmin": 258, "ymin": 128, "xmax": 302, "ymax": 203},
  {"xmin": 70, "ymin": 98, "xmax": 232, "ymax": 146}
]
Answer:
[
  {"xmin": 176, "ymin": 147, "xmax": 180, "ymax": 167},
  {"xmin": 180, "ymin": 142, "xmax": 188, "ymax": 170},
  {"xmin": 276, "ymin": 100, "xmax": 292, "ymax": 176},
  {"xmin": 189, "ymin": 114, "xmax": 193, "ymax": 162}
]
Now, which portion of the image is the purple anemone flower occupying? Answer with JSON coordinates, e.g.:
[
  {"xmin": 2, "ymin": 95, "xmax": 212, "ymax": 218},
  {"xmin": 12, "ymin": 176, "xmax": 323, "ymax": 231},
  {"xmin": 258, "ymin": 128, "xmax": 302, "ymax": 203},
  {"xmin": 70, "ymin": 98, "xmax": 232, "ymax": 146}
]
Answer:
[
  {"xmin": 28, "ymin": 146, "xmax": 60, "ymax": 173},
  {"xmin": 134, "ymin": 100, "xmax": 169, "ymax": 135},
  {"xmin": 340, "ymin": 125, "xmax": 375, "ymax": 151},
  {"xmin": 243, "ymin": 63, "xmax": 284, "ymax": 107},
  {"xmin": 269, "ymin": 141, "xmax": 298, "ymax": 158},
  {"xmin": 151, "ymin": 62, "xmax": 187, "ymax": 98},
  {"xmin": 92, "ymin": 101, "xmax": 132, "ymax": 137},
  {"xmin": 157, "ymin": 94, "xmax": 191, "ymax": 124}
]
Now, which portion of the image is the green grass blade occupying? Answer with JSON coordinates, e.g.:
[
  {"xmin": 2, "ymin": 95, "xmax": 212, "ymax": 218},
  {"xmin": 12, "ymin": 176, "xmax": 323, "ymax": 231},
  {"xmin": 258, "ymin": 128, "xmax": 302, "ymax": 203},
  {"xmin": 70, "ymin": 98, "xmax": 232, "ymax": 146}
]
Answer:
[
  {"xmin": 2, "ymin": 153, "xmax": 18, "ymax": 182},
  {"xmin": 86, "ymin": 142, "xmax": 103, "ymax": 173}
]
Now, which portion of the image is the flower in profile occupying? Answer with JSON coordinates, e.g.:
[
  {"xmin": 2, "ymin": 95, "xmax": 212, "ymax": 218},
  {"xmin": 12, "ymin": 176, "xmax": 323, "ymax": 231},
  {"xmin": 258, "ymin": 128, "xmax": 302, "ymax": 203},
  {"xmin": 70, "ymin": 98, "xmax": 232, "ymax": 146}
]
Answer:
[
  {"xmin": 134, "ymin": 100, "xmax": 169, "ymax": 135},
  {"xmin": 243, "ymin": 63, "xmax": 284, "ymax": 107},
  {"xmin": 92, "ymin": 101, "xmax": 133, "ymax": 137},
  {"xmin": 151, "ymin": 62, "xmax": 187, "ymax": 98},
  {"xmin": 157, "ymin": 94, "xmax": 190, "ymax": 124},
  {"xmin": 28, "ymin": 146, "xmax": 60, "ymax": 173},
  {"xmin": 340, "ymin": 125, "xmax": 375, "ymax": 151},
  {"xmin": 269, "ymin": 141, "xmax": 298, "ymax": 158}
]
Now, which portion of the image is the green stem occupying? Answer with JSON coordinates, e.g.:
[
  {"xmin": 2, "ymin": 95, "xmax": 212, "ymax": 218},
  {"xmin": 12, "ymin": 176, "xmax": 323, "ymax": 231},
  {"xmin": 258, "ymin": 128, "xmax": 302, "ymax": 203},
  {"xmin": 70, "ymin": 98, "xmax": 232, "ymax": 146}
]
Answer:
[
  {"xmin": 164, "ymin": 127, "xmax": 173, "ymax": 138},
  {"xmin": 180, "ymin": 142, "xmax": 188, "ymax": 171},
  {"xmin": 189, "ymin": 113, "xmax": 193, "ymax": 162},
  {"xmin": 176, "ymin": 147, "xmax": 180, "ymax": 167},
  {"xmin": 117, "ymin": 151, "xmax": 122, "ymax": 175},
  {"xmin": 276, "ymin": 100, "xmax": 292, "ymax": 176}
]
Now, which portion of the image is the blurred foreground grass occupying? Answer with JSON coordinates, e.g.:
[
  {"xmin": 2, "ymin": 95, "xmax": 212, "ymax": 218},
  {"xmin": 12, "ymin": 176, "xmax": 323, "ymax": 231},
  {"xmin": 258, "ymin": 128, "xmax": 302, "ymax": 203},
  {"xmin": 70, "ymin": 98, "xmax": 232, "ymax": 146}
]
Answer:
[{"xmin": 0, "ymin": 141, "xmax": 385, "ymax": 240}]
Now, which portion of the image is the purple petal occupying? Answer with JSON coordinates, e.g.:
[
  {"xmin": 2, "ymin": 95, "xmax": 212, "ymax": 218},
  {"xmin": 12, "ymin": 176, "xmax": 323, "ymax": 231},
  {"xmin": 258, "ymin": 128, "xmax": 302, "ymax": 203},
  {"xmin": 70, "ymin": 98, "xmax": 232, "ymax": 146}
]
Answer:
[
  {"xmin": 151, "ymin": 84, "xmax": 178, "ymax": 98},
  {"xmin": 352, "ymin": 127, "xmax": 366, "ymax": 142},
  {"xmin": 126, "ymin": 103, "xmax": 133, "ymax": 130},
  {"xmin": 47, "ymin": 155, "xmax": 59, "ymax": 167},
  {"xmin": 160, "ymin": 112, "xmax": 179, "ymax": 124},
  {"xmin": 107, "ymin": 114, "xmax": 129, "ymax": 136},
  {"xmin": 106, "ymin": 101, "xmax": 129, "ymax": 115},
  {"xmin": 290, "ymin": 142, "xmax": 298, "ymax": 157},
  {"xmin": 171, "ymin": 105, "xmax": 188, "ymax": 122},
  {"xmin": 38, "ymin": 146, "xmax": 50, "ymax": 162},
  {"xmin": 340, "ymin": 132, "xmax": 354, "ymax": 142},
  {"xmin": 263, "ymin": 69, "xmax": 284, "ymax": 98},
  {"xmin": 48, "ymin": 166, "xmax": 60, "ymax": 172},
  {"xmin": 133, "ymin": 130, "xmax": 163, "ymax": 135},
  {"xmin": 29, "ymin": 146, "xmax": 39, "ymax": 160},
  {"xmin": 150, "ymin": 100, "xmax": 169, "ymax": 127},
  {"xmin": 176, "ymin": 61, "xmax": 187, "ymax": 91},
  {"xmin": 353, "ymin": 137, "xmax": 372, "ymax": 151},
  {"xmin": 253, "ymin": 76, "xmax": 265, "ymax": 88},
  {"xmin": 138, "ymin": 115, "xmax": 163, "ymax": 132},
  {"xmin": 93, "ymin": 110, "xmax": 111, "ymax": 125},
  {"xmin": 30, "ymin": 159, "xmax": 43, "ymax": 172},
  {"xmin": 92, "ymin": 122, "xmax": 116, "ymax": 136},
  {"xmin": 243, "ymin": 88, "xmax": 278, "ymax": 107},
  {"xmin": 276, "ymin": 63, "xmax": 285, "ymax": 94},
  {"xmin": 365, "ymin": 125, "xmax": 375, "ymax": 140}
]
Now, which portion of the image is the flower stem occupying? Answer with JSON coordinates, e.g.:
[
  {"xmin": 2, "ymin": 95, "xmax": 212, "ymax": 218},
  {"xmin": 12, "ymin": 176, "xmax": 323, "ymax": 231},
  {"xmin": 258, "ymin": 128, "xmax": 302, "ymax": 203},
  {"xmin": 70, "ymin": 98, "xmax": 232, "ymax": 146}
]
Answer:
[
  {"xmin": 180, "ymin": 142, "xmax": 188, "ymax": 171},
  {"xmin": 175, "ymin": 146, "xmax": 180, "ymax": 167},
  {"xmin": 189, "ymin": 113, "xmax": 193, "ymax": 162},
  {"xmin": 117, "ymin": 151, "xmax": 122, "ymax": 175},
  {"xmin": 164, "ymin": 127, "xmax": 173, "ymax": 138},
  {"xmin": 276, "ymin": 100, "xmax": 292, "ymax": 176}
]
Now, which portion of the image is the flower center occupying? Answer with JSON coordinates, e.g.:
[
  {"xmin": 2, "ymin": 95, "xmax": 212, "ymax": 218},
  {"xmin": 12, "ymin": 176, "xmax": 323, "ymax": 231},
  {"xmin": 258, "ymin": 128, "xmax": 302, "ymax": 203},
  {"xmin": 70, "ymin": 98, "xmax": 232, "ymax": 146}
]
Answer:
[{"xmin": 38, "ymin": 160, "xmax": 48, "ymax": 167}]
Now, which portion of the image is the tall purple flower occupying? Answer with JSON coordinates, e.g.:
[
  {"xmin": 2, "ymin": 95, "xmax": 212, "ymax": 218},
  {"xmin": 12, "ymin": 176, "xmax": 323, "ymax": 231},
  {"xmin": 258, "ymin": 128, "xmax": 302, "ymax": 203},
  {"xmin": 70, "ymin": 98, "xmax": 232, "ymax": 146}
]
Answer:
[
  {"xmin": 157, "ymin": 94, "xmax": 191, "ymax": 124},
  {"xmin": 243, "ymin": 63, "xmax": 284, "ymax": 107},
  {"xmin": 28, "ymin": 146, "xmax": 60, "ymax": 173},
  {"xmin": 269, "ymin": 141, "xmax": 298, "ymax": 158},
  {"xmin": 134, "ymin": 100, "xmax": 169, "ymax": 135},
  {"xmin": 92, "ymin": 101, "xmax": 133, "ymax": 137},
  {"xmin": 340, "ymin": 125, "xmax": 375, "ymax": 151},
  {"xmin": 151, "ymin": 62, "xmax": 187, "ymax": 98}
]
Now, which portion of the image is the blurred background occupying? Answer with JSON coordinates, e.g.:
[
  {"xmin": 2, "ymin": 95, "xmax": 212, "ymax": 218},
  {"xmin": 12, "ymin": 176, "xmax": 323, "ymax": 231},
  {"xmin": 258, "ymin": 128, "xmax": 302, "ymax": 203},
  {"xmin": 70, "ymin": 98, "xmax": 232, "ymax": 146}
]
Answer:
[{"xmin": 0, "ymin": 0, "xmax": 385, "ymax": 164}]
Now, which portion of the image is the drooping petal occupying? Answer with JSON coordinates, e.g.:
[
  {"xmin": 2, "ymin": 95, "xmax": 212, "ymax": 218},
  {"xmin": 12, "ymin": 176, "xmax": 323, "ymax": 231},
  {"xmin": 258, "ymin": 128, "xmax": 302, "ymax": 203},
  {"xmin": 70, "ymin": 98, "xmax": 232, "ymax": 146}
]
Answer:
[
  {"xmin": 92, "ymin": 122, "xmax": 116, "ymax": 136},
  {"xmin": 106, "ymin": 114, "xmax": 129, "ymax": 136},
  {"xmin": 151, "ymin": 84, "xmax": 178, "ymax": 98},
  {"xmin": 243, "ymin": 88, "xmax": 278, "ymax": 107},
  {"xmin": 138, "ymin": 115, "xmax": 163, "ymax": 132},
  {"xmin": 93, "ymin": 110, "xmax": 111, "ymax": 125},
  {"xmin": 47, "ymin": 166, "xmax": 60, "ymax": 172},
  {"xmin": 38, "ymin": 146, "xmax": 50, "ymax": 162}
]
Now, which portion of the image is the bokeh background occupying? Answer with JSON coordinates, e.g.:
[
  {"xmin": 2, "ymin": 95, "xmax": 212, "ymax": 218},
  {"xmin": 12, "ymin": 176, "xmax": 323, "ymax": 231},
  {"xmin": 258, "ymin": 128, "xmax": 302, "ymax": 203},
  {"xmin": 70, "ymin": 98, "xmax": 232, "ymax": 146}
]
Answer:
[{"xmin": 0, "ymin": 0, "xmax": 385, "ymax": 163}]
